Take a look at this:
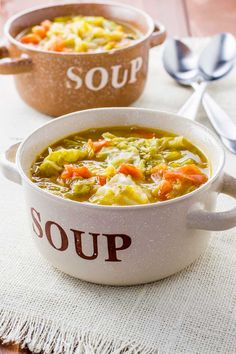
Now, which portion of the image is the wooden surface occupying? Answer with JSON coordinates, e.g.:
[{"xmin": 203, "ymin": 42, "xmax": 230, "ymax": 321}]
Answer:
[
  {"xmin": 0, "ymin": 342, "xmax": 28, "ymax": 354},
  {"xmin": 0, "ymin": 0, "xmax": 236, "ymax": 353},
  {"xmin": 1, "ymin": 0, "xmax": 236, "ymax": 36}
]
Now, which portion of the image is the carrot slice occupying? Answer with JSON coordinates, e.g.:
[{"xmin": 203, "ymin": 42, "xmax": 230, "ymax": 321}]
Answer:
[
  {"xmin": 134, "ymin": 129, "xmax": 155, "ymax": 138},
  {"xmin": 61, "ymin": 165, "xmax": 92, "ymax": 179},
  {"xmin": 47, "ymin": 39, "xmax": 65, "ymax": 52},
  {"xmin": 177, "ymin": 164, "xmax": 203, "ymax": 175},
  {"xmin": 164, "ymin": 171, "xmax": 207, "ymax": 185},
  {"xmin": 32, "ymin": 25, "xmax": 47, "ymax": 39},
  {"xmin": 163, "ymin": 164, "xmax": 208, "ymax": 185},
  {"xmin": 20, "ymin": 34, "xmax": 41, "ymax": 44},
  {"xmin": 97, "ymin": 175, "xmax": 107, "ymax": 186},
  {"xmin": 88, "ymin": 139, "xmax": 109, "ymax": 153},
  {"xmin": 118, "ymin": 164, "xmax": 143, "ymax": 179},
  {"xmin": 41, "ymin": 20, "xmax": 52, "ymax": 31},
  {"xmin": 158, "ymin": 180, "xmax": 173, "ymax": 200}
]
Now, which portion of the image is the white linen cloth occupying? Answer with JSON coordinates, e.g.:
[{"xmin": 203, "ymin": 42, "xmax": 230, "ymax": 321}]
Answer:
[{"xmin": 0, "ymin": 38, "xmax": 236, "ymax": 354}]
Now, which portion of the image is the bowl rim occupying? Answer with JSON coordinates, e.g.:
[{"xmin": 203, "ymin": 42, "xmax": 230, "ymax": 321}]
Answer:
[
  {"xmin": 4, "ymin": 1, "xmax": 155, "ymax": 57},
  {"xmin": 16, "ymin": 107, "xmax": 225, "ymax": 210}
]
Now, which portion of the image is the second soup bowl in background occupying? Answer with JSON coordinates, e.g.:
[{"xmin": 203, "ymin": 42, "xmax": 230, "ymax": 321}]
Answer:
[{"xmin": 0, "ymin": 2, "xmax": 166, "ymax": 116}]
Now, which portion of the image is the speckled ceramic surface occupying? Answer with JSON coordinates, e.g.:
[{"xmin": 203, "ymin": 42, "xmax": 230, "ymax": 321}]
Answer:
[
  {"xmin": 1, "ymin": 108, "xmax": 236, "ymax": 285},
  {"xmin": 0, "ymin": 3, "xmax": 166, "ymax": 116}
]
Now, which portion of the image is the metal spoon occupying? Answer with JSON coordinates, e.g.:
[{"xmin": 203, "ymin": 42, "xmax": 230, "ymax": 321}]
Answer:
[
  {"xmin": 163, "ymin": 35, "xmax": 236, "ymax": 152},
  {"xmin": 199, "ymin": 33, "xmax": 236, "ymax": 81},
  {"xmin": 199, "ymin": 34, "xmax": 236, "ymax": 152}
]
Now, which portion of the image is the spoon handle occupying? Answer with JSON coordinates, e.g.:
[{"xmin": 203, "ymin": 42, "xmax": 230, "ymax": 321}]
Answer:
[
  {"xmin": 177, "ymin": 82, "xmax": 207, "ymax": 120},
  {"xmin": 201, "ymin": 93, "xmax": 236, "ymax": 140}
]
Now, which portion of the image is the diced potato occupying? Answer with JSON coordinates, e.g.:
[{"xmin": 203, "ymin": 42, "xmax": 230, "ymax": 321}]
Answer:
[
  {"xmin": 85, "ymin": 16, "xmax": 104, "ymax": 27},
  {"xmin": 104, "ymin": 41, "xmax": 116, "ymax": 50},
  {"xmin": 75, "ymin": 41, "xmax": 88, "ymax": 52},
  {"xmin": 92, "ymin": 28, "xmax": 106, "ymax": 38},
  {"xmin": 64, "ymin": 35, "xmax": 76, "ymax": 47},
  {"xmin": 107, "ymin": 31, "xmax": 124, "ymax": 41},
  {"xmin": 105, "ymin": 165, "xmax": 117, "ymax": 178}
]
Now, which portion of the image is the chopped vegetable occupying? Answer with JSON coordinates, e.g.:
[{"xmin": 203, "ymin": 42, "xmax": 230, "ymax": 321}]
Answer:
[
  {"xmin": 32, "ymin": 25, "xmax": 47, "ymax": 38},
  {"xmin": 118, "ymin": 163, "xmax": 143, "ymax": 180},
  {"xmin": 89, "ymin": 174, "xmax": 150, "ymax": 205},
  {"xmin": 39, "ymin": 148, "xmax": 88, "ymax": 177},
  {"xmin": 88, "ymin": 139, "xmax": 109, "ymax": 153},
  {"xmin": 47, "ymin": 39, "xmax": 65, "ymax": 52},
  {"xmin": 72, "ymin": 179, "xmax": 95, "ymax": 196},
  {"xmin": 151, "ymin": 163, "xmax": 168, "ymax": 176},
  {"xmin": 164, "ymin": 164, "xmax": 208, "ymax": 185},
  {"xmin": 97, "ymin": 175, "xmax": 107, "ymax": 186},
  {"xmin": 41, "ymin": 20, "xmax": 52, "ymax": 31},
  {"xmin": 20, "ymin": 34, "xmax": 41, "ymax": 44},
  {"xmin": 157, "ymin": 180, "xmax": 173, "ymax": 200},
  {"xmin": 61, "ymin": 165, "xmax": 92, "ymax": 179}
]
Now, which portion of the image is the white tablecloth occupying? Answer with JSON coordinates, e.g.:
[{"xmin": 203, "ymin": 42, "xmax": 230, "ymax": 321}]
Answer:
[{"xmin": 0, "ymin": 39, "xmax": 236, "ymax": 354}]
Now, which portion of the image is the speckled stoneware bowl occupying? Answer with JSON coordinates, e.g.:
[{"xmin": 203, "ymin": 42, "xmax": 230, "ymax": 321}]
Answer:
[
  {"xmin": 0, "ymin": 3, "xmax": 166, "ymax": 116},
  {"xmin": 1, "ymin": 108, "xmax": 236, "ymax": 286}
]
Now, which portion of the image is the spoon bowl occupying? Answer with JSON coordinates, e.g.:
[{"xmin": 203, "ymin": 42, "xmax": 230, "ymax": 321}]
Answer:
[
  {"xmin": 163, "ymin": 39, "xmax": 199, "ymax": 83},
  {"xmin": 163, "ymin": 35, "xmax": 236, "ymax": 152},
  {"xmin": 199, "ymin": 33, "xmax": 236, "ymax": 81}
]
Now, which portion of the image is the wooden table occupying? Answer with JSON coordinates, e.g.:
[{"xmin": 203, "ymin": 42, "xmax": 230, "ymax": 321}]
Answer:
[
  {"xmin": 0, "ymin": 343, "xmax": 28, "ymax": 354},
  {"xmin": 1, "ymin": 0, "xmax": 236, "ymax": 352},
  {"xmin": 1, "ymin": 0, "xmax": 236, "ymax": 36}
]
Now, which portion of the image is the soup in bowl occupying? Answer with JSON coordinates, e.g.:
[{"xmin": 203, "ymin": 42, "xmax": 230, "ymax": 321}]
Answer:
[
  {"xmin": 1, "ymin": 108, "xmax": 236, "ymax": 285},
  {"xmin": 31, "ymin": 126, "xmax": 209, "ymax": 205},
  {"xmin": 18, "ymin": 15, "xmax": 140, "ymax": 53}
]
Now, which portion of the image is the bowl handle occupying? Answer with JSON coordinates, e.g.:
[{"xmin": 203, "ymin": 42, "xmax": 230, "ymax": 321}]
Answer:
[
  {"xmin": 187, "ymin": 173, "xmax": 236, "ymax": 231},
  {"xmin": 0, "ymin": 142, "xmax": 22, "ymax": 184},
  {"xmin": 150, "ymin": 22, "xmax": 166, "ymax": 48},
  {"xmin": 0, "ymin": 45, "xmax": 32, "ymax": 75}
]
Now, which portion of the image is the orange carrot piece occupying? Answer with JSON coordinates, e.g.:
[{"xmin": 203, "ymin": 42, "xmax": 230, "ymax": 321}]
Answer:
[
  {"xmin": 97, "ymin": 175, "xmax": 107, "ymax": 186},
  {"xmin": 158, "ymin": 180, "xmax": 173, "ymax": 200},
  {"xmin": 41, "ymin": 20, "xmax": 52, "ymax": 31},
  {"xmin": 164, "ymin": 170, "xmax": 207, "ymax": 185},
  {"xmin": 118, "ymin": 164, "xmax": 143, "ymax": 180},
  {"xmin": 88, "ymin": 139, "xmax": 109, "ymax": 153},
  {"xmin": 188, "ymin": 174, "xmax": 208, "ymax": 184},
  {"xmin": 61, "ymin": 165, "xmax": 92, "ymax": 179},
  {"xmin": 32, "ymin": 25, "xmax": 47, "ymax": 38},
  {"xmin": 134, "ymin": 129, "xmax": 155, "ymax": 138},
  {"xmin": 176, "ymin": 164, "xmax": 204, "ymax": 175},
  {"xmin": 20, "ymin": 34, "xmax": 41, "ymax": 45},
  {"xmin": 47, "ymin": 39, "xmax": 65, "ymax": 52}
]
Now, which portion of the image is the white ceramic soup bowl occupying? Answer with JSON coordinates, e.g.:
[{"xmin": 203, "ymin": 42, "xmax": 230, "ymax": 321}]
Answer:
[{"xmin": 1, "ymin": 108, "xmax": 236, "ymax": 286}]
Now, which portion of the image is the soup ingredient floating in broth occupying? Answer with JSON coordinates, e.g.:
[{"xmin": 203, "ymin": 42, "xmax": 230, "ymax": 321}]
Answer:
[
  {"xmin": 19, "ymin": 15, "xmax": 139, "ymax": 53},
  {"xmin": 31, "ymin": 126, "xmax": 209, "ymax": 206}
]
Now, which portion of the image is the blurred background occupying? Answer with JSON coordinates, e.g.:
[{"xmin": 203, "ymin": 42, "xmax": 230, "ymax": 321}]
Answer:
[{"xmin": 0, "ymin": 0, "xmax": 236, "ymax": 37}]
